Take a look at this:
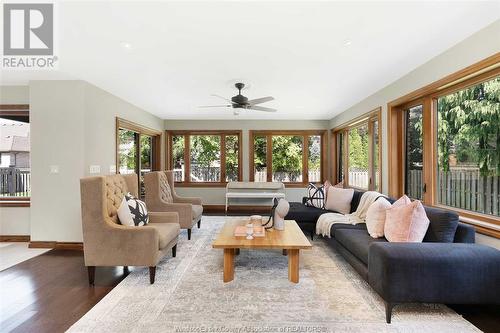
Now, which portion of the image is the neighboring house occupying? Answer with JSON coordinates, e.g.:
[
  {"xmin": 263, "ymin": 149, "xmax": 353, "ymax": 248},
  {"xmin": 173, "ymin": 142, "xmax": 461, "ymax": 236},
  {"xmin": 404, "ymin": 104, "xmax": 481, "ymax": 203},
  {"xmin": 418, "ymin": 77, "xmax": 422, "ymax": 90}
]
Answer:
[{"xmin": 0, "ymin": 120, "xmax": 30, "ymax": 169}]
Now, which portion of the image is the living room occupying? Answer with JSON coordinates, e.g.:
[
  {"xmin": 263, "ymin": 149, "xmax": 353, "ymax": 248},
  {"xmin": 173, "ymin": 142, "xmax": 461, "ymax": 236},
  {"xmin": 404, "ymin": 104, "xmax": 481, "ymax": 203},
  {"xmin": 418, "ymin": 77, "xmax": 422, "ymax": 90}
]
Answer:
[{"xmin": 0, "ymin": 1, "xmax": 499, "ymax": 332}]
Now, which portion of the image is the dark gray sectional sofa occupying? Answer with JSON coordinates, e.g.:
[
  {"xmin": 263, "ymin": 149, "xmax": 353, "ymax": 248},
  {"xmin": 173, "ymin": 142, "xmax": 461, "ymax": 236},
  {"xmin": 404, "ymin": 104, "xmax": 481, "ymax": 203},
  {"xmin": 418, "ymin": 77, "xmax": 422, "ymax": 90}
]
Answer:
[{"xmin": 285, "ymin": 190, "xmax": 500, "ymax": 323}]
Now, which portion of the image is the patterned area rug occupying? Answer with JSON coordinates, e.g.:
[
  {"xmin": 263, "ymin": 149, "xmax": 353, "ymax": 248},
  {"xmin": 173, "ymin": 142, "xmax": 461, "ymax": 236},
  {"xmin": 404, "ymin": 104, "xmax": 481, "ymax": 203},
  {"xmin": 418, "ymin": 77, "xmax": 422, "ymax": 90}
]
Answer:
[{"xmin": 69, "ymin": 216, "xmax": 479, "ymax": 333}]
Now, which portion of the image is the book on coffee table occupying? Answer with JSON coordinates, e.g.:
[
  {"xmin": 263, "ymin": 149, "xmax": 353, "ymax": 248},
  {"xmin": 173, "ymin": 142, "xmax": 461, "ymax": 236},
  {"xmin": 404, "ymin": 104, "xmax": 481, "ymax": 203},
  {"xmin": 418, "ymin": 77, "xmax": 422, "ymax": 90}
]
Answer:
[{"xmin": 234, "ymin": 225, "xmax": 265, "ymax": 237}]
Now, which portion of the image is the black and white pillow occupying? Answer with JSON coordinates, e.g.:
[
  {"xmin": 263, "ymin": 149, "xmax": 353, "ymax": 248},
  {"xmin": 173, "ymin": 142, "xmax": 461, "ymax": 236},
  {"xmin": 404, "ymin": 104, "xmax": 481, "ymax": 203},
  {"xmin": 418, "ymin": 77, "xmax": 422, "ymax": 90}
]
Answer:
[
  {"xmin": 117, "ymin": 193, "xmax": 149, "ymax": 226},
  {"xmin": 305, "ymin": 183, "xmax": 326, "ymax": 209}
]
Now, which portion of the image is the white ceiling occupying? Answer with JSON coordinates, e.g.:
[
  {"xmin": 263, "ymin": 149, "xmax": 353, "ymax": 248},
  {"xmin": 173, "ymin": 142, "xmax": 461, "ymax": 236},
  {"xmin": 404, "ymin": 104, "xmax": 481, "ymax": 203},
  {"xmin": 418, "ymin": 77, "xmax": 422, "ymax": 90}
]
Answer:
[{"xmin": 1, "ymin": 1, "xmax": 499, "ymax": 120}]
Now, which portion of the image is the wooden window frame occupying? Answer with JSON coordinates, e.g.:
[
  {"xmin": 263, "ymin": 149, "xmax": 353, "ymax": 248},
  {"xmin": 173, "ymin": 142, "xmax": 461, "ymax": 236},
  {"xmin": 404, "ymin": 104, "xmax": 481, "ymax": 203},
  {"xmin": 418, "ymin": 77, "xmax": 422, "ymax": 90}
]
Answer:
[
  {"xmin": 0, "ymin": 105, "xmax": 30, "ymax": 207},
  {"xmin": 249, "ymin": 130, "xmax": 327, "ymax": 188},
  {"xmin": 165, "ymin": 130, "xmax": 243, "ymax": 187},
  {"xmin": 331, "ymin": 108, "xmax": 382, "ymax": 191},
  {"xmin": 387, "ymin": 53, "xmax": 500, "ymax": 237},
  {"xmin": 116, "ymin": 117, "xmax": 163, "ymax": 192}
]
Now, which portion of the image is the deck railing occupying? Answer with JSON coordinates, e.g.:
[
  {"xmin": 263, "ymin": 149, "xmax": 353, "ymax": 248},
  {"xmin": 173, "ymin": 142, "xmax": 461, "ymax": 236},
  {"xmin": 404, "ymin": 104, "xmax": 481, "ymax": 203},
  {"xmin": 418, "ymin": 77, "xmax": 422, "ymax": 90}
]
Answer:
[{"xmin": 0, "ymin": 167, "xmax": 31, "ymax": 197}]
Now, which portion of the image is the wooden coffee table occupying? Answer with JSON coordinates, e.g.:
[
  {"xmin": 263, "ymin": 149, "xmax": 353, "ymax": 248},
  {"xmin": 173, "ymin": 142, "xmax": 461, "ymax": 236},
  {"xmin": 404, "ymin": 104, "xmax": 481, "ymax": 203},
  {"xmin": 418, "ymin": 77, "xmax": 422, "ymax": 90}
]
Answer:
[{"xmin": 212, "ymin": 219, "xmax": 312, "ymax": 283}]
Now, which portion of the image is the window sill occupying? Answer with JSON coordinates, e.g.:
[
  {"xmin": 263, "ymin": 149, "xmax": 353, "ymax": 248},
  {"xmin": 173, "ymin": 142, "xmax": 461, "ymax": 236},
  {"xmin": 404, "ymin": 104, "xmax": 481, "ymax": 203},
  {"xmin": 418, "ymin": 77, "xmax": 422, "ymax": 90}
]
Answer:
[
  {"xmin": 0, "ymin": 199, "xmax": 30, "ymax": 207},
  {"xmin": 175, "ymin": 182, "xmax": 229, "ymax": 188}
]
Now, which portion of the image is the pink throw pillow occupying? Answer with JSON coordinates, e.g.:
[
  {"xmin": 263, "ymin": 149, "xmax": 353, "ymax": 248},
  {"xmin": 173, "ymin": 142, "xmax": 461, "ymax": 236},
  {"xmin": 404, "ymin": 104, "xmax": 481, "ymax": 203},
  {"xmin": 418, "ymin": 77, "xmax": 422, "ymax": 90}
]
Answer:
[
  {"xmin": 384, "ymin": 196, "xmax": 430, "ymax": 242},
  {"xmin": 325, "ymin": 186, "xmax": 354, "ymax": 214}
]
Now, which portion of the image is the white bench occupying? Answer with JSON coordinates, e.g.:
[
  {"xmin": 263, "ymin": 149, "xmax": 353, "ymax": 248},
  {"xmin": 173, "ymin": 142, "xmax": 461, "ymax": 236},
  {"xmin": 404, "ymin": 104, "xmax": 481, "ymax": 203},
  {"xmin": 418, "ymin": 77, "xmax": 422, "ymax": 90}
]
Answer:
[{"xmin": 225, "ymin": 182, "xmax": 285, "ymax": 212}]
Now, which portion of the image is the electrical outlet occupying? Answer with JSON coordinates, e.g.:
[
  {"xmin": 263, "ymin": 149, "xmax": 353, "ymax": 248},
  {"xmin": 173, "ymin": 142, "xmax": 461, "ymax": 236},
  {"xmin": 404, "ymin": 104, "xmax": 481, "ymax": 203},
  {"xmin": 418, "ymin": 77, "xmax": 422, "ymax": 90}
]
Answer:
[
  {"xmin": 109, "ymin": 165, "xmax": 116, "ymax": 174},
  {"xmin": 89, "ymin": 165, "xmax": 101, "ymax": 174},
  {"xmin": 50, "ymin": 165, "xmax": 59, "ymax": 174}
]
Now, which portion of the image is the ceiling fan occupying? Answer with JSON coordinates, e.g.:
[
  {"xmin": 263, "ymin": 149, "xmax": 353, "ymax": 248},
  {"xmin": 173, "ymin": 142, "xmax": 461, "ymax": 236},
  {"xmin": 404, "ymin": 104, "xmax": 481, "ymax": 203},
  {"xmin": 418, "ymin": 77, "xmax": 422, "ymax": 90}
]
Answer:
[{"xmin": 199, "ymin": 83, "xmax": 276, "ymax": 115}]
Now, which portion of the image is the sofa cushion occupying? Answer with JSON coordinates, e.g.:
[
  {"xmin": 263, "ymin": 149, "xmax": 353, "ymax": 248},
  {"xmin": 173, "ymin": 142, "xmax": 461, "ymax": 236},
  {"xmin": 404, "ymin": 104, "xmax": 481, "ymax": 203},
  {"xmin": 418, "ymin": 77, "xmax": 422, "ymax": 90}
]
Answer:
[
  {"xmin": 117, "ymin": 193, "xmax": 149, "ymax": 226},
  {"xmin": 192, "ymin": 204, "xmax": 203, "ymax": 220},
  {"xmin": 423, "ymin": 206, "xmax": 459, "ymax": 243},
  {"xmin": 385, "ymin": 198, "xmax": 430, "ymax": 242},
  {"xmin": 335, "ymin": 228, "xmax": 387, "ymax": 265},
  {"xmin": 330, "ymin": 223, "xmax": 367, "ymax": 238},
  {"xmin": 365, "ymin": 197, "xmax": 392, "ymax": 238},
  {"xmin": 149, "ymin": 223, "xmax": 180, "ymax": 249},
  {"xmin": 287, "ymin": 202, "xmax": 341, "ymax": 224},
  {"xmin": 349, "ymin": 191, "xmax": 364, "ymax": 213}
]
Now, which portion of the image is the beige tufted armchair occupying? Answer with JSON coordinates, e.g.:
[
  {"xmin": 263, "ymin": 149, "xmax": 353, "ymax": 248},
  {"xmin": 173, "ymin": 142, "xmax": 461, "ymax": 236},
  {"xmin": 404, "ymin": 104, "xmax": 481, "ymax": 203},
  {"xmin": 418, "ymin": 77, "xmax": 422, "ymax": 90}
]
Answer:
[
  {"xmin": 80, "ymin": 173, "xmax": 180, "ymax": 284},
  {"xmin": 144, "ymin": 171, "xmax": 203, "ymax": 240}
]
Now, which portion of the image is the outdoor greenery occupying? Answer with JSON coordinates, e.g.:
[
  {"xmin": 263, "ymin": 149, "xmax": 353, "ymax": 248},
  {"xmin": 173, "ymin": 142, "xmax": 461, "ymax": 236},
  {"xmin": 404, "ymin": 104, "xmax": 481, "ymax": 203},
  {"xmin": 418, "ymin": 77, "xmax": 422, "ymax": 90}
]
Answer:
[
  {"xmin": 348, "ymin": 125, "xmax": 369, "ymax": 170},
  {"xmin": 118, "ymin": 129, "xmax": 137, "ymax": 172},
  {"xmin": 437, "ymin": 76, "xmax": 500, "ymax": 177},
  {"xmin": 225, "ymin": 135, "xmax": 239, "ymax": 181}
]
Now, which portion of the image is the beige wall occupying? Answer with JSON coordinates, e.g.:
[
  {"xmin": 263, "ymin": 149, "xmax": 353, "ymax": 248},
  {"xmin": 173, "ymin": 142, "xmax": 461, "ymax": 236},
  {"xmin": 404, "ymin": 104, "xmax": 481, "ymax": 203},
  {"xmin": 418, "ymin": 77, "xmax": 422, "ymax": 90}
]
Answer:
[
  {"xmin": 165, "ymin": 119, "xmax": 330, "ymax": 204},
  {"xmin": 329, "ymin": 20, "xmax": 500, "ymax": 248},
  {"xmin": 0, "ymin": 85, "xmax": 31, "ymax": 235},
  {"xmin": 29, "ymin": 80, "xmax": 164, "ymax": 242}
]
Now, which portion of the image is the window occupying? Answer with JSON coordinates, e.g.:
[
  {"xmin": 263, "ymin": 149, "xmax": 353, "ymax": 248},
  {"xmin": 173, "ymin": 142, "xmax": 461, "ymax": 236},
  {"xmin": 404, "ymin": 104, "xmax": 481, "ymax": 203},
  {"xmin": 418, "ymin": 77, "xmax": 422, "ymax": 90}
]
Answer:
[
  {"xmin": 0, "ymin": 106, "xmax": 30, "ymax": 204},
  {"xmin": 404, "ymin": 104, "xmax": 424, "ymax": 199},
  {"xmin": 332, "ymin": 109, "xmax": 381, "ymax": 191},
  {"xmin": 116, "ymin": 118, "xmax": 162, "ymax": 197},
  {"xmin": 436, "ymin": 76, "xmax": 499, "ymax": 216},
  {"xmin": 387, "ymin": 55, "xmax": 499, "ymax": 236},
  {"xmin": 250, "ymin": 130, "xmax": 326, "ymax": 186},
  {"xmin": 167, "ymin": 131, "xmax": 242, "ymax": 186}
]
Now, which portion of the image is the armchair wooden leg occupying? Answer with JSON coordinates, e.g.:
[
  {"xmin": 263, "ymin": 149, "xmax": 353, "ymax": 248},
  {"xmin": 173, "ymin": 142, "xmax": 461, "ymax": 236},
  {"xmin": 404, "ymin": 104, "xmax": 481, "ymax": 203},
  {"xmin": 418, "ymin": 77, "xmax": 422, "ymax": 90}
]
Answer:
[
  {"xmin": 172, "ymin": 244, "xmax": 177, "ymax": 257},
  {"xmin": 149, "ymin": 266, "xmax": 156, "ymax": 284},
  {"xmin": 385, "ymin": 302, "xmax": 395, "ymax": 324},
  {"xmin": 123, "ymin": 266, "xmax": 129, "ymax": 274},
  {"xmin": 197, "ymin": 220, "xmax": 201, "ymax": 228},
  {"xmin": 187, "ymin": 228, "xmax": 192, "ymax": 240},
  {"xmin": 87, "ymin": 266, "xmax": 95, "ymax": 286}
]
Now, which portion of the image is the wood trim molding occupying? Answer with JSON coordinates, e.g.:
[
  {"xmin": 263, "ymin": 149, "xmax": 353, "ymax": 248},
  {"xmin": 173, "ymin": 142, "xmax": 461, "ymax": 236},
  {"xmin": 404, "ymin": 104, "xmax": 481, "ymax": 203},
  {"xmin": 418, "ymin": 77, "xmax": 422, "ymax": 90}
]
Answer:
[
  {"xmin": 29, "ymin": 241, "xmax": 83, "ymax": 250},
  {"xmin": 0, "ymin": 200, "xmax": 30, "ymax": 207},
  {"xmin": 0, "ymin": 235, "xmax": 30, "ymax": 242},
  {"xmin": 0, "ymin": 105, "xmax": 29, "ymax": 111},
  {"xmin": 204, "ymin": 204, "xmax": 272, "ymax": 213}
]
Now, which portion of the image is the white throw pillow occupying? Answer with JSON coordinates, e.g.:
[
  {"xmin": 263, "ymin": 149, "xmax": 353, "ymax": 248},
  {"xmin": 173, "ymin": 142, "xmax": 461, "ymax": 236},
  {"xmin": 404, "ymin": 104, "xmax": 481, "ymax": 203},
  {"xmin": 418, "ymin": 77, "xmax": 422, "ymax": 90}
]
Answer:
[
  {"xmin": 365, "ymin": 197, "xmax": 392, "ymax": 238},
  {"xmin": 117, "ymin": 193, "xmax": 149, "ymax": 226},
  {"xmin": 324, "ymin": 187, "xmax": 354, "ymax": 214}
]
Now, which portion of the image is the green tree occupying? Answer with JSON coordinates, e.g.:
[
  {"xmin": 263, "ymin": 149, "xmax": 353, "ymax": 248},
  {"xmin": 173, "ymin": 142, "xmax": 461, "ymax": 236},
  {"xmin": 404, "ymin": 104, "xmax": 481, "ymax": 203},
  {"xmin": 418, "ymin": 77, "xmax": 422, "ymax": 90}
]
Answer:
[{"xmin": 348, "ymin": 126, "xmax": 368, "ymax": 170}]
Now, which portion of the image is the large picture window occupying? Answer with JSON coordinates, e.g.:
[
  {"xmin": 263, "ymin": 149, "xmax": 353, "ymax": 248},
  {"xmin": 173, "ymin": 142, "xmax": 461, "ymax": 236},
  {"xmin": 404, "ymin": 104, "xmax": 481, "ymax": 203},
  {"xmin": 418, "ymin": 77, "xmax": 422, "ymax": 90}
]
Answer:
[
  {"xmin": 387, "ymin": 55, "xmax": 499, "ymax": 236},
  {"xmin": 249, "ymin": 130, "xmax": 326, "ymax": 186},
  {"xmin": 332, "ymin": 109, "xmax": 381, "ymax": 191},
  {"xmin": 167, "ymin": 131, "xmax": 242, "ymax": 186},
  {"xmin": 0, "ymin": 106, "xmax": 30, "ymax": 205},
  {"xmin": 116, "ymin": 118, "xmax": 162, "ymax": 197}
]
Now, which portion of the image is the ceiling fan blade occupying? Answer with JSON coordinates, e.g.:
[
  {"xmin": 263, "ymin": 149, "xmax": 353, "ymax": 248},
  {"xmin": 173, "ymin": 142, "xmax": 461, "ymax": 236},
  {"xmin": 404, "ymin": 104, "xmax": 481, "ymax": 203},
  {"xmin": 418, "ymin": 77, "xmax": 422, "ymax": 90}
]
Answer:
[
  {"xmin": 211, "ymin": 94, "xmax": 236, "ymax": 104},
  {"xmin": 247, "ymin": 105, "xmax": 277, "ymax": 112},
  {"xmin": 247, "ymin": 96, "xmax": 274, "ymax": 105},
  {"xmin": 198, "ymin": 105, "xmax": 231, "ymax": 108}
]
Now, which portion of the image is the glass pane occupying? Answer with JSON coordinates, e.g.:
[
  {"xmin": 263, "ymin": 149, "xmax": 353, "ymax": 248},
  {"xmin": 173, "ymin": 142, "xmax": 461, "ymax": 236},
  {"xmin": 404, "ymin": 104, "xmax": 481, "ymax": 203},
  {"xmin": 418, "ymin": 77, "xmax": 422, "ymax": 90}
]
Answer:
[
  {"xmin": 437, "ymin": 76, "xmax": 499, "ymax": 216},
  {"xmin": 225, "ymin": 135, "xmax": 239, "ymax": 182},
  {"xmin": 254, "ymin": 136, "xmax": 267, "ymax": 181},
  {"xmin": 139, "ymin": 135, "xmax": 153, "ymax": 197},
  {"xmin": 190, "ymin": 135, "xmax": 221, "ymax": 182},
  {"xmin": 337, "ymin": 132, "xmax": 344, "ymax": 183},
  {"xmin": 405, "ymin": 105, "xmax": 424, "ymax": 199},
  {"xmin": 373, "ymin": 120, "xmax": 380, "ymax": 191},
  {"xmin": 348, "ymin": 125, "xmax": 369, "ymax": 189},
  {"xmin": 272, "ymin": 135, "xmax": 303, "ymax": 182},
  {"xmin": 118, "ymin": 129, "xmax": 137, "ymax": 175},
  {"xmin": 308, "ymin": 135, "xmax": 321, "ymax": 182},
  {"xmin": 0, "ymin": 116, "xmax": 30, "ymax": 197},
  {"xmin": 172, "ymin": 135, "xmax": 185, "ymax": 181}
]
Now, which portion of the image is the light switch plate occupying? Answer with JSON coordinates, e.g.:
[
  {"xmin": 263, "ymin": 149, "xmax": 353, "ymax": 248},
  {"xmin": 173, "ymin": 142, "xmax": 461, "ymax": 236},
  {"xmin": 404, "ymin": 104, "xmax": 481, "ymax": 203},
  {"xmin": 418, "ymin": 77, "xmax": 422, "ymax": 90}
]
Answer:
[
  {"xmin": 50, "ymin": 165, "xmax": 59, "ymax": 174},
  {"xmin": 89, "ymin": 165, "xmax": 101, "ymax": 174},
  {"xmin": 109, "ymin": 165, "xmax": 116, "ymax": 174}
]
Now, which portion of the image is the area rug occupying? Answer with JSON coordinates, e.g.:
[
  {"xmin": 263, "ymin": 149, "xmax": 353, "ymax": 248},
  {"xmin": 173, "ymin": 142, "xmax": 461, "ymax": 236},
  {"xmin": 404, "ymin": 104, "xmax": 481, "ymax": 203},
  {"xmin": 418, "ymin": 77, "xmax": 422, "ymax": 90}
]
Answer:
[{"xmin": 68, "ymin": 216, "xmax": 479, "ymax": 333}]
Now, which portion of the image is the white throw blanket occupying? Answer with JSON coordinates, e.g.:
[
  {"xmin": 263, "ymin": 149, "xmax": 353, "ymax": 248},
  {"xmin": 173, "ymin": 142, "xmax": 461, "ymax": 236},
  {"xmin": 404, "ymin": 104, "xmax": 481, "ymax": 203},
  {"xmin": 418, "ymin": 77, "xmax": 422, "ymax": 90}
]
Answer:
[{"xmin": 316, "ymin": 191, "xmax": 385, "ymax": 237}]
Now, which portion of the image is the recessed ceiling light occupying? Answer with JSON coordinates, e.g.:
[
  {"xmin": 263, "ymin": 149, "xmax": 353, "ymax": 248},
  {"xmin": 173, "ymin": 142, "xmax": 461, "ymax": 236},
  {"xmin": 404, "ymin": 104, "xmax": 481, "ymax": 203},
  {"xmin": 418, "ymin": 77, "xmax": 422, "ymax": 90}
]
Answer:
[
  {"xmin": 343, "ymin": 39, "xmax": 352, "ymax": 46},
  {"xmin": 120, "ymin": 41, "xmax": 132, "ymax": 49}
]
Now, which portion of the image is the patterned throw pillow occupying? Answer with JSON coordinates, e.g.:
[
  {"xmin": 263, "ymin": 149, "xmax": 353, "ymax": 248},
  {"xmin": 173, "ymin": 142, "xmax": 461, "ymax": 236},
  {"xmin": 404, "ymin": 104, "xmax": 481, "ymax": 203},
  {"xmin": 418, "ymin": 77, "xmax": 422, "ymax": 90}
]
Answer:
[
  {"xmin": 305, "ymin": 183, "xmax": 326, "ymax": 209},
  {"xmin": 117, "ymin": 192, "xmax": 149, "ymax": 226}
]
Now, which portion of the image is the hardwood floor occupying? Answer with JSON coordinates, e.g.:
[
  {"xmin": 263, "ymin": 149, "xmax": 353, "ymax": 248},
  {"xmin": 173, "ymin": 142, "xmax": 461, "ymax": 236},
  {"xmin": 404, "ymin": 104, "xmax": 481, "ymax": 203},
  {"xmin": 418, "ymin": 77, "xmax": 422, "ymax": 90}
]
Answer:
[
  {"xmin": 0, "ymin": 235, "xmax": 498, "ymax": 333},
  {"xmin": 0, "ymin": 249, "xmax": 127, "ymax": 333}
]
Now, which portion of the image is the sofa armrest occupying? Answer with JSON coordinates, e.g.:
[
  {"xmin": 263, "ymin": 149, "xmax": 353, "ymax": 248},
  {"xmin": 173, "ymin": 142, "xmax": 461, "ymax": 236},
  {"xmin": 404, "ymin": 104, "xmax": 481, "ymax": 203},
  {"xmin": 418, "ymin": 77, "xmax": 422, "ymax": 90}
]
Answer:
[
  {"xmin": 173, "ymin": 196, "xmax": 202, "ymax": 205},
  {"xmin": 454, "ymin": 222, "xmax": 475, "ymax": 243},
  {"xmin": 368, "ymin": 242, "xmax": 500, "ymax": 304},
  {"xmin": 148, "ymin": 211, "xmax": 179, "ymax": 224}
]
